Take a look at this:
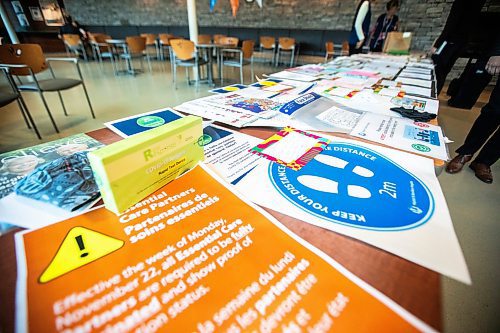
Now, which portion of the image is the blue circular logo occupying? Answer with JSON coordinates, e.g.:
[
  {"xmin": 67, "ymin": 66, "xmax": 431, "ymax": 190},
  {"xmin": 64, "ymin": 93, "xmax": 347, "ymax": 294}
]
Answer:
[{"xmin": 269, "ymin": 143, "xmax": 434, "ymax": 231}]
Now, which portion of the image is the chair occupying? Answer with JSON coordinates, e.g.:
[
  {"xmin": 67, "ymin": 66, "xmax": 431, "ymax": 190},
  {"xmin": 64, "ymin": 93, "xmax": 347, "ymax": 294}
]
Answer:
[
  {"xmin": 62, "ymin": 34, "xmax": 88, "ymax": 61},
  {"xmin": 221, "ymin": 40, "xmax": 255, "ymax": 85},
  {"xmin": 140, "ymin": 33, "xmax": 159, "ymax": 59},
  {"xmin": 259, "ymin": 36, "xmax": 276, "ymax": 65},
  {"xmin": 276, "ymin": 37, "xmax": 296, "ymax": 67},
  {"xmin": 197, "ymin": 35, "xmax": 212, "ymax": 44},
  {"xmin": 158, "ymin": 33, "xmax": 174, "ymax": 61},
  {"xmin": 213, "ymin": 34, "xmax": 226, "ymax": 45},
  {"xmin": 121, "ymin": 36, "xmax": 152, "ymax": 73},
  {"xmin": 0, "ymin": 44, "xmax": 95, "ymax": 133},
  {"xmin": 341, "ymin": 41, "xmax": 349, "ymax": 56},
  {"xmin": 324, "ymin": 41, "xmax": 335, "ymax": 62},
  {"xmin": 169, "ymin": 39, "xmax": 208, "ymax": 88},
  {"xmin": 89, "ymin": 34, "xmax": 117, "ymax": 72},
  {"xmin": 218, "ymin": 37, "xmax": 239, "ymax": 47},
  {"xmin": 0, "ymin": 66, "xmax": 41, "ymax": 139}
]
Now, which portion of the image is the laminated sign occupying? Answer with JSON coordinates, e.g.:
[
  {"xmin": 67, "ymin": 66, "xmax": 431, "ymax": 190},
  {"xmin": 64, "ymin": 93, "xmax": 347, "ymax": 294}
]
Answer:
[
  {"xmin": 16, "ymin": 165, "xmax": 431, "ymax": 332},
  {"xmin": 236, "ymin": 137, "xmax": 470, "ymax": 284}
]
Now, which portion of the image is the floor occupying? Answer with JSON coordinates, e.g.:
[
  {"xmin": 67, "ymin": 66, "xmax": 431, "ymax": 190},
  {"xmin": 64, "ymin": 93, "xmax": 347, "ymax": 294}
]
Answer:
[{"xmin": 0, "ymin": 57, "xmax": 499, "ymax": 332}]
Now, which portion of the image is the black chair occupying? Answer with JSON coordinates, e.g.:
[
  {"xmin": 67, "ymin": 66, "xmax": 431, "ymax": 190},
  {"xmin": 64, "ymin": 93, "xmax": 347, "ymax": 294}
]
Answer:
[{"xmin": 0, "ymin": 66, "xmax": 41, "ymax": 139}]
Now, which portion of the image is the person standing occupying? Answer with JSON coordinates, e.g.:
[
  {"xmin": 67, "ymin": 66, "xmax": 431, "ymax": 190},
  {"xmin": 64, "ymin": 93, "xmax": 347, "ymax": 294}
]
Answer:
[
  {"xmin": 445, "ymin": 36, "xmax": 500, "ymax": 184},
  {"xmin": 349, "ymin": 0, "xmax": 373, "ymax": 55},
  {"xmin": 369, "ymin": 0, "xmax": 399, "ymax": 52},
  {"xmin": 430, "ymin": 0, "xmax": 487, "ymax": 94}
]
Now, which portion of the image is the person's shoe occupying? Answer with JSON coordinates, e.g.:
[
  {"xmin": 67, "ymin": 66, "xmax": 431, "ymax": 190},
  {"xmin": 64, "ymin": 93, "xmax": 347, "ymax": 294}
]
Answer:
[
  {"xmin": 446, "ymin": 154, "xmax": 472, "ymax": 174},
  {"xmin": 469, "ymin": 161, "xmax": 493, "ymax": 184}
]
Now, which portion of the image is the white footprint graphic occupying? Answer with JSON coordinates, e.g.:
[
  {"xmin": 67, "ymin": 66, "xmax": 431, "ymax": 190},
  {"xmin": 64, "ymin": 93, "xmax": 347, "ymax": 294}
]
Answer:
[
  {"xmin": 298, "ymin": 175, "xmax": 338, "ymax": 193},
  {"xmin": 296, "ymin": 154, "xmax": 374, "ymax": 198}
]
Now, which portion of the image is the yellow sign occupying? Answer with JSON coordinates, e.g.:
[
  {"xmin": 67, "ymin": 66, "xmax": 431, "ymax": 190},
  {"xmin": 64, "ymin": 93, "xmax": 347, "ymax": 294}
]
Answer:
[{"xmin": 39, "ymin": 227, "xmax": 124, "ymax": 283}]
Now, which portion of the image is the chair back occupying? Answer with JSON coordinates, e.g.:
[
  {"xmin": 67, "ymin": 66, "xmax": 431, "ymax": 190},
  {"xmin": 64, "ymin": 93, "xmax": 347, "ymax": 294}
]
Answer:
[
  {"xmin": 241, "ymin": 40, "xmax": 255, "ymax": 59},
  {"xmin": 219, "ymin": 37, "xmax": 239, "ymax": 47},
  {"xmin": 213, "ymin": 34, "xmax": 226, "ymax": 44},
  {"xmin": 325, "ymin": 41, "xmax": 334, "ymax": 54},
  {"xmin": 140, "ymin": 33, "xmax": 157, "ymax": 46},
  {"xmin": 197, "ymin": 34, "xmax": 212, "ymax": 44},
  {"xmin": 92, "ymin": 34, "xmax": 111, "ymax": 43},
  {"xmin": 88, "ymin": 33, "xmax": 105, "ymax": 42},
  {"xmin": 341, "ymin": 40, "xmax": 349, "ymax": 55},
  {"xmin": 260, "ymin": 36, "xmax": 275, "ymax": 49},
  {"xmin": 278, "ymin": 37, "xmax": 295, "ymax": 50},
  {"xmin": 0, "ymin": 44, "xmax": 47, "ymax": 76},
  {"xmin": 62, "ymin": 34, "xmax": 82, "ymax": 47},
  {"xmin": 170, "ymin": 39, "xmax": 195, "ymax": 61},
  {"xmin": 159, "ymin": 33, "xmax": 174, "ymax": 45},
  {"xmin": 126, "ymin": 36, "xmax": 147, "ymax": 54}
]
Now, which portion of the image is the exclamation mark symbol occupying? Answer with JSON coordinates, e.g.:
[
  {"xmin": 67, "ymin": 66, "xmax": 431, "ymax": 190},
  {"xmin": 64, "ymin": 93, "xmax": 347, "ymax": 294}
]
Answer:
[{"xmin": 75, "ymin": 235, "xmax": 89, "ymax": 258}]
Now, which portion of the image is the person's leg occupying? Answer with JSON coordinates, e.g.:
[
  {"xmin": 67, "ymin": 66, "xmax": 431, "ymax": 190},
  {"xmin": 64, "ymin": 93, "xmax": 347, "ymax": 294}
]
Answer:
[
  {"xmin": 469, "ymin": 81, "xmax": 500, "ymax": 183},
  {"xmin": 349, "ymin": 44, "xmax": 362, "ymax": 56},
  {"xmin": 457, "ymin": 81, "xmax": 500, "ymax": 156},
  {"xmin": 446, "ymin": 80, "xmax": 499, "ymax": 175},
  {"xmin": 432, "ymin": 42, "xmax": 463, "ymax": 94}
]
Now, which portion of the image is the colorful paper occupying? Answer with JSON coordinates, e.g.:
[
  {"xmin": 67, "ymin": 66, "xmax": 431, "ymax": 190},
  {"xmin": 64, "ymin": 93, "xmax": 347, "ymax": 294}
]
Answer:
[
  {"xmin": 16, "ymin": 164, "xmax": 432, "ymax": 332},
  {"xmin": 250, "ymin": 127, "xmax": 329, "ymax": 170}
]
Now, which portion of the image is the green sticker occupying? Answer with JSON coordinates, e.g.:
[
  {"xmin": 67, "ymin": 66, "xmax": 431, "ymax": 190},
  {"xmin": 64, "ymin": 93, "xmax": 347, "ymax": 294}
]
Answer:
[
  {"xmin": 197, "ymin": 134, "xmax": 213, "ymax": 146},
  {"xmin": 411, "ymin": 144, "xmax": 431, "ymax": 152},
  {"xmin": 136, "ymin": 116, "xmax": 166, "ymax": 128}
]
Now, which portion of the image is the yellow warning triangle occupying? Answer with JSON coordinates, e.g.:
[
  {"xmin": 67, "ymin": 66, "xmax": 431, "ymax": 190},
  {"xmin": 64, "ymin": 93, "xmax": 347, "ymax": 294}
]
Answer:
[{"xmin": 39, "ymin": 227, "xmax": 124, "ymax": 283}]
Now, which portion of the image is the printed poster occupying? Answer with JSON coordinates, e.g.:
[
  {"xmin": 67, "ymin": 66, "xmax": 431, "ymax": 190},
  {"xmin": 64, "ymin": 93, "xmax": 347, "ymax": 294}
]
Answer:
[
  {"xmin": 104, "ymin": 108, "xmax": 183, "ymax": 137},
  {"xmin": 235, "ymin": 137, "xmax": 470, "ymax": 284},
  {"xmin": 0, "ymin": 134, "xmax": 103, "ymax": 199},
  {"xmin": 16, "ymin": 164, "xmax": 431, "ymax": 332},
  {"xmin": 350, "ymin": 113, "xmax": 449, "ymax": 160}
]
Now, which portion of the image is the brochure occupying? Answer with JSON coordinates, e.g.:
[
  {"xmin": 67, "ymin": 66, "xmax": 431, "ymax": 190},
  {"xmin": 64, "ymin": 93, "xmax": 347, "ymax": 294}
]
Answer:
[
  {"xmin": 350, "ymin": 113, "xmax": 449, "ymax": 160},
  {"xmin": 0, "ymin": 134, "xmax": 104, "ymax": 199},
  {"xmin": 16, "ymin": 164, "xmax": 432, "ymax": 332}
]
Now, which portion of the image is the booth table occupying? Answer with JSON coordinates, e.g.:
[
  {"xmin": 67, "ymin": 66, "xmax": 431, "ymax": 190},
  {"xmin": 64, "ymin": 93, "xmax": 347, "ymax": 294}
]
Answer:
[{"xmin": 0, "ymin": 126, "xmax": 442, "ymax": 332}]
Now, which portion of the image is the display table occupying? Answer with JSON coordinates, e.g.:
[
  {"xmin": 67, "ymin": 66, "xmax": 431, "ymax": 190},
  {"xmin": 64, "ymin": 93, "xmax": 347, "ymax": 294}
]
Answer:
[{"xmin": 0, "ymin": 127, "xmax": 442, "ymax": 332}]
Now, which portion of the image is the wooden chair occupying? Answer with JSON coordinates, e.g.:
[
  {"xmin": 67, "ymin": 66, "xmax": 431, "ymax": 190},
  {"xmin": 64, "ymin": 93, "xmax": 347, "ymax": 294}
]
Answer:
[
  {"xmin": 140, "ymin": 33, "xmax": 159, "ymax": 59},
  {"xmin": 218, "ymin": 37, "xmax": 239, "ymax": 47},
  {"xmin": 197, "ymin": 35, "xmax": 212, "ymax": 44},
  {"xmin": 341, "ymin": 41, "xmax": 349, "ymax": 56},
  {"xmin": 62, "ymin": 34, "xmax": 88, "ymax": 61},
  {"xmin": 169, "ymin": 39, "xmax": 208, "ymax": 88},
  {"xmin": 221, "ymin": 40, "xmax": 255, "ymax": 85},
  {"xmin": 259, "ymin": 36, "xmax": 276, "ymax": 65},
  {"xmin": 122, "ymin": 36, "xmax": 152, "ymax": 73},
  {"xmin": 213, "ymin": 34, "xmax": 226, "ymax": 44},
  {"xmin": 276, "ymin": 37, "xmax": 296, "ymax": 67},
  {"xmin": 0, "ymin": 66, "xmax": 41, "ymax": 139},
  {"xmin": 0, "ymin": 44, "xmax": 95, "ymax": 133},
  {"xmin": 89, "ymin": 33, "xmax": 117, "ymax": 72},
  {"xmin": 158, "ymin": 33, "xmax": 174, "ymax": 61},
  {"xmin": 324, "ymin": 41, "xmax": 335, "ymax": 62}
]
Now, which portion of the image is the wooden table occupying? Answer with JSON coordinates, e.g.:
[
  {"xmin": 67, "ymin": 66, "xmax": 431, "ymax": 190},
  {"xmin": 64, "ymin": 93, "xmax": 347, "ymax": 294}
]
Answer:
[{"xmin": 0, "ymin": 127, "xmax": 442, "ymax": 332}]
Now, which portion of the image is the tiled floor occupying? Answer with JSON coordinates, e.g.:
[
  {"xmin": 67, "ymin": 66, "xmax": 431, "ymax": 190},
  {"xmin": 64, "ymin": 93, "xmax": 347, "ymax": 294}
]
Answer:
[{"xmin": 0, "ymin": 58, "xmax": 498, "ymax": 332}]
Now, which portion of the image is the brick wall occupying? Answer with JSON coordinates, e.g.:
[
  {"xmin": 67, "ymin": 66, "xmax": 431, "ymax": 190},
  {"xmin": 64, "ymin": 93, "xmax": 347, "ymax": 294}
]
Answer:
[{"xmin": 64, "ymin": 0, "xmax": 457, "ymax": 52}]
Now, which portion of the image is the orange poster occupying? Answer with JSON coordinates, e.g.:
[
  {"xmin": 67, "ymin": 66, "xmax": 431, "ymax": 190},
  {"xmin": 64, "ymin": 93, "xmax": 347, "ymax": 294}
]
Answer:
[{"xmin": 16, "ymin": 164, "xmax": 430, "ymax": 332}]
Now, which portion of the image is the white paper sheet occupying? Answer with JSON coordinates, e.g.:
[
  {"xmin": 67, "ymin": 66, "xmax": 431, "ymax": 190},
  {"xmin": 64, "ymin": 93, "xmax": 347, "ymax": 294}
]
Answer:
[{"xmin": 350, "ymin": 113, "xmax": 449, "ymax": 160}]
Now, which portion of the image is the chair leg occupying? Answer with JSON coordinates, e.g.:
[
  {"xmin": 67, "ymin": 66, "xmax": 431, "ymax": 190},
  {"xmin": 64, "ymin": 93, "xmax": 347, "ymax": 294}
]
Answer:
[
  {"xmin": 240, "ymin": 66, "xmax": 243, "ymax": 85},
  {"xmin": 81, "ymin": 83, "xmax": 96, "ymax": 119},
  {"xmin": 16, "ymin": 99, "xmax": 31, "ymax": 129},
  {"xmin": 221, "ymin": 63, "xmax": 224, "ymax": 86},
  {"xmin": 146, "ymin": 54, "xmax": 152, "ymax": 72},
  {"xmin": 57, "ymin": 91, "xmax": 68, "ymax": 116},
  {"xmin": 290, "ymin": 51, "xmax": 294, "ymax": 68},
  {"xmin": 17, "ymin": 96, "xmax": 42, "ymax": 139},
  {"xmin": 39, "ymin": 92, "xmax": 59, "ymax": 133}
]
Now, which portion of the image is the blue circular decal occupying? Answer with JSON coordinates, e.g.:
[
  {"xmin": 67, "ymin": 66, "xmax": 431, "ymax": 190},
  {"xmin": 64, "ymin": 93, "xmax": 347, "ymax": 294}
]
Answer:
[{"xmin": 269, "ymin": 143, "xmax": 434, "ymax": 231}]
